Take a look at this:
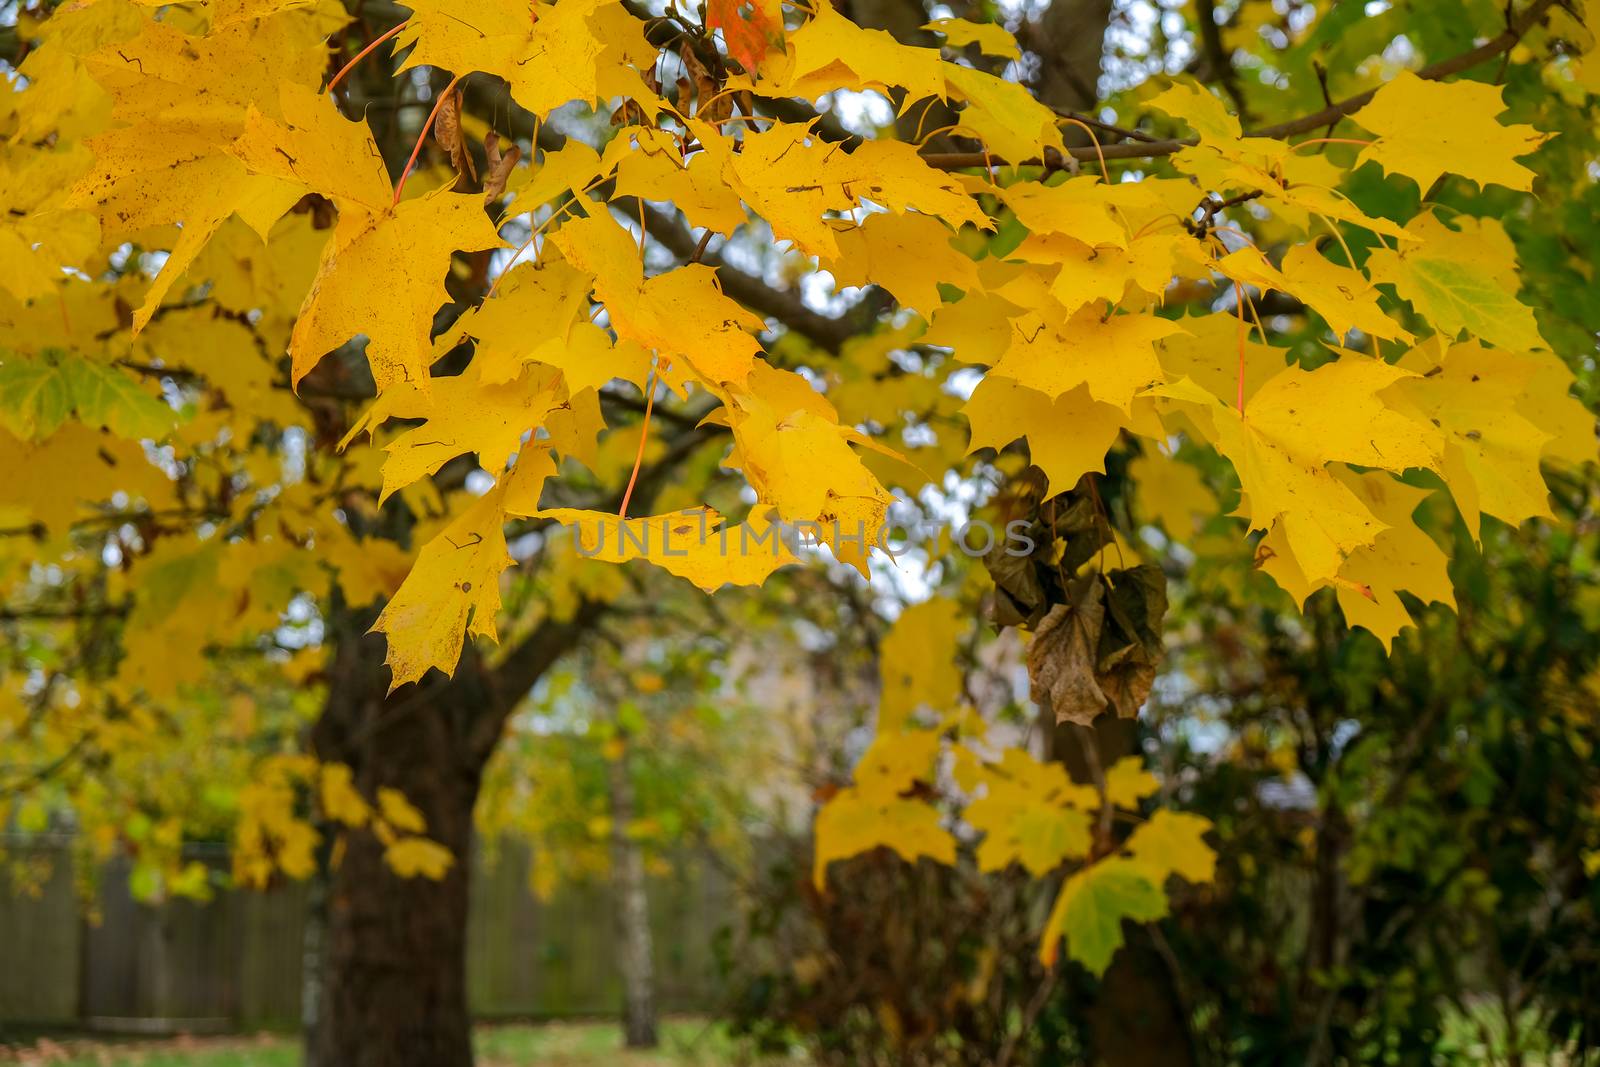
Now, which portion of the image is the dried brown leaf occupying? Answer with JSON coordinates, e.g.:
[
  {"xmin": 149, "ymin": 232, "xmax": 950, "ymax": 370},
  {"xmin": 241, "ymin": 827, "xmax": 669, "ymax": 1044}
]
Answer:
[
  {"xmin": 482, "ymin": 131, "xmax": 521, "ymax": 203},
  {"xmin": 1028, "ymin": 577, "xmax": 1109, "ymax": 727},
  {"xmin": 435, "ymin": 88, "xmax": 476, "ymax": 185}
]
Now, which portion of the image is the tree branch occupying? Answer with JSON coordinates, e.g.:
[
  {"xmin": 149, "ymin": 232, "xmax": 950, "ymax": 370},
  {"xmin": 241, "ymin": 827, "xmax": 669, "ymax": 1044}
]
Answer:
[
  {"xmin": 627, "ymin": 199, "xmax": 872, "ymax": 354},
  {"xmin": 1192, "ymin": 0, "xmax": 1252, "ymax": 124},
  {"xmin": 922, "ymin": 0, "xmax": 1559, "ymax": 171}
]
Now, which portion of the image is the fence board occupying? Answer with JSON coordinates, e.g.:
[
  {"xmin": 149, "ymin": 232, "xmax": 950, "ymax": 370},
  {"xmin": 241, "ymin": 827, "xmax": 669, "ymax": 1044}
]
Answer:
[
  {"xmin": 0, "ymin": 837, "xmax": 727, "ymax": 1031},
  {"xmin": 0, "ymin": 841, "xmax": 80, "ymax": 1025}
]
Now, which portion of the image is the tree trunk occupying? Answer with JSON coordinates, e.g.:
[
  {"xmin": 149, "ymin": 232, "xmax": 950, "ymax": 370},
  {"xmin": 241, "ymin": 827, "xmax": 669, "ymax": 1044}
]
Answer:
[
  {"xmin": 309, "ymin": 617, "xmax": 501, "ymax": 1067},
  {"xmin": 1021, "ymin": 1, "xmax": 1201, "ymax": 1058},
  {"xmin": 303, "ymin": 598, "xmax": 602, "ymax": 1067},
  {"xmin": 606, "ymin": 738, "xmax": 659, "ymax": 1048}
]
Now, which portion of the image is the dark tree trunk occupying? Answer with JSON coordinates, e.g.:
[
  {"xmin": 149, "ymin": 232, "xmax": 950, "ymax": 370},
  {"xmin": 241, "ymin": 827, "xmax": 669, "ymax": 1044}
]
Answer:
[
  {"xmin": 304, "ymin": 602, "xmax": 602, "ymax": 1067},
  {"xmin": 309, "ymin": 620, "xmax": 500, "ymax": 1067},
  {"xmin": 1054, "ymin": 718, "xmax": 1199, "ymax": 1067}
]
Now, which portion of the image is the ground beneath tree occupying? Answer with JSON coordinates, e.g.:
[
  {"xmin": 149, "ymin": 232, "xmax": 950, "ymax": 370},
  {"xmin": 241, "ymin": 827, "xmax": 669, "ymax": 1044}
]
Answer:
[{"xmin": 0, "ymin": 1019, "xmax": 791, "ymax": 1067}]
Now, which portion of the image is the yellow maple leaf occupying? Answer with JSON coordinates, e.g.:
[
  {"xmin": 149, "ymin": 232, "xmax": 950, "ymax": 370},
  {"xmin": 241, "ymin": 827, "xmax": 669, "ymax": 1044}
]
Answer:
[
  {"xmin": 725, "ymin": 388, "xmax": 895, "ymax": 574},
  {"xmin": 1103, "ymin": 756, "xmax": 1159, "ymax": 809},
  {"xmin": 395, "ymin": 0, "xmax": 649, "ymax": 119},
  {"xmin": 289, "ymin": 187, "xmax": 506, "ymax": 391},
  {"xmin": 878, "ymin": 599, "xmax": 967, "ymax": 731},
  {"xmin": 319, "ymin": 763, "xmax": 370, "ymax": 829},
  {"xmin": 1152, "ymin": 355, "xmax": 1442, "ymax": 587},
  {"xmin": 924, "ymin": 18, "xmax": 1021, "ymax": 60},
  {"xmin": 990, "ymin": 304, "xmax": 1181, "ymax": 412},
  {"xmin": 1214, "ymin": 245, "xmax": 1412, "ymax": 344},
  {"xmin": 965, "ymin": 748, "xmax": 1094, "ymax": 876},
  {"xmin": 369, "ymin": 455, "xmax": 547, "ymax": 689},
  {"xmin": 1124, "ymin": 809, "xmax": 1216, "ymax": 884},
  {"xmin": 993, "ymin": 176, "xmax": 1127, "ymax": 249},
  {"xmin": 1259, "ymin": 469, "xmax": 1455, "ymax": 647},
  {"xmin": 813, "ymin": 729, "xmax": 955, "ymax": 889},
  {"xmin": 610, "ymin": 128, "xmax": 748, "ymax": 237},
  {"xmin": 230, "ymin": 82, "xmax": 392, "ymax": 215},
  {"xmin": 942, "ymin": 63, "xmax": 1064, "ymax": 164},
  {"xmin": 826, "ymin": 211, "xmax": 979, "ymax": 315},
  {"xmin": 1128, "ymin": 450, "xmax": 1215, "ymax": 540},
  {"xmin": 1396, "ymin": 341, "xmax": 1557, "ymax": 540},
  {"xmin": 372, "ymin": 365, "xmax": 564, "ymax": 502},
  {"xmin": 964, "ymin": 378, "xmax": 1129, "ymax": 496},
  {"xmin": 1147, "ymin": 77, "xmax": 1242, "ymax": 143},
  {"xmin": 705, "ymin": 122, "xmax": 990, "ymax": 259},
  {"xmin": 1352, "ymin": 71, "xmax": 1553, "ymax": 192},
  {"xmin": 553, "ymin": 212, "xmax": 765, "ymax": 387},
  {"xmin": 453, "ymin": 257, "xmax": 596, "ymax": 385},
  {"xmin": 1008, "ymin": 232, "xmax": 1179, "ymax": 315},
  {"xmin": 764, "ymin": 2, "xmax": 944, "ymax": 102}
]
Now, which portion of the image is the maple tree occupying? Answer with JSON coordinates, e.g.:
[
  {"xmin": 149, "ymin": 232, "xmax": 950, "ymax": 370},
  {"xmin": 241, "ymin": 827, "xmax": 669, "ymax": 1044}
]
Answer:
[{"xmin": 2, "ymin": 0, "xmax": 1598, "ymax": 1062}]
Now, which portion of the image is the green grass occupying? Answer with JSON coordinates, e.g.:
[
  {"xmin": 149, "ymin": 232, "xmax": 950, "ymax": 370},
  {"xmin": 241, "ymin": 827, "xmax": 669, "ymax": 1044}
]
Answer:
[{"xmin": 1, "ymin": 1019, "xmax": 790, "ymax": 1067}]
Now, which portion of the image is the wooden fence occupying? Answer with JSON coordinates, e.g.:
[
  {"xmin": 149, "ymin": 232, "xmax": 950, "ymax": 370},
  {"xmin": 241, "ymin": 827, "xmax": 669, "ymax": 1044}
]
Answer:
[{"xmin": 0, "ymin": 836, "xmax": 731, "ymax": 1031}]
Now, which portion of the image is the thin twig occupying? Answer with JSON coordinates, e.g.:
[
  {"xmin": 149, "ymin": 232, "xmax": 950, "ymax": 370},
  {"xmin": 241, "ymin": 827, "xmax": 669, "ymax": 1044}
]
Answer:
[{"xmin": 921, "ymin": 0, "xmax": 1558, "ymax": 171}]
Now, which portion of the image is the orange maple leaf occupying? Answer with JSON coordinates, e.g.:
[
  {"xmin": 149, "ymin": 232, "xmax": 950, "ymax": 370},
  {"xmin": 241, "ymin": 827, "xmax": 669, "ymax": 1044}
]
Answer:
[{"xmin": 709, "ymin": 0, "xmax": 781, "ymax": 73}]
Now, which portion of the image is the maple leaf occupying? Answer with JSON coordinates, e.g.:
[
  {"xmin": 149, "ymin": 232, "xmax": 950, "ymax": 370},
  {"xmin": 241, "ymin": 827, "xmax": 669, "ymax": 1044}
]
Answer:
[
  {"xmin": 1040, "ymin": 858, "xmax": 1168, "ymax": 973},
  {"xmin": 708, "ymin": 0, "xmax": 784, "ymax": 73},
  {"xmin": 289, "ymin": 188, "xmax": 506, "ymax": 391},
  {"xmin": 877, "ymin": 599, "xmax": 968, "ymax": 731},
  {"xmin": 813, "ymin": 730, "xmax": 956, "ymax": 889},
  {"xmin": 723, "ymin": 387, "xmax": 896, "ymax": 575},
  {"xmin": 1258, "ymin": 468, "xmax": 1455, "ymax": 647},
  {"xmin": 964, "ymin": 379, "xmax": 1129, "ymax": 496},
  {"xmin": 1367, "ymin": 214, "xmax": 1547, "ymax": 353},
  {"xmin": 1009, "ymin": 232, "xmax": 1181, "ymax": 316},
  {"xmin": 368, "ymin": 366, "xmax": 565, "ymax": 502},
  {"xmin": 1396, "ymin": 341, "xmax": 1558, "ymax": 540},
  {"xmin": 445, "ymin": 257, "xmax": 596, "ymax": 385},
  {"xmin": 69, "ymin": 9, "xmax": 333, "ymax": 329},
  {"xmin": 0, "ymin": 423, "xmax": 174, "ymax": 532},
  {"xmin": 702, "ymin": 122, "xmax": 990, "ymax": 259},
  {"xmin": 1153, "ymin": 354, "xmax": 1442, "ymax": 588},
  {"xmin": 826, "ymin": 212, "xmax": 979, "ymax": 315},
  {"xmin": 1125, "ymin": 810, "xmax": 1216, "ymax": 884},
  {"xmin": 394, "ymin": 0, "xmax": 652, "ymax": 119},
  {"xmin": 385, "ymin": 837, "xmax": 455, "ymax": 879},
  {"xmin": 539, "ymin": 506, "xmax": 800, "ymax": 591},
  {"xmin": 371, "ymin": 452, "xmax": 554, "ymax": 689},
  {"xmin": 965, "ymin": 749, "xmax": 1093, "ymax": 876},
  {"xmin": 611, "ymin": 129, "xmax": 747, "ymax": 237},
  {"xmin": 924, "ymin": 18, "xmax": 1021, "ymax": 61},
  {"xmin": 1128, "ymin": 450, "xmax": 1216, "ymax": 540},
  {"xmin": 1215, "ymin": 246, "xmax": 1412, "ymax": 344},
  {"xmin": 1103, "ymin": 756, "xmax": 1160, "ymax": 809},
  {"xmin": 990, "ymin": 305, "xmax": 1182, "ymax": 413},
  {"xmin": 764, "ymin": 1, "xmax": 943, "ymax": 101},
  {"xmin": 943, "ymin": 64, "xmax": 1065, "ymax": 164},
  {"xmin": 1352, "ymin": 72, "xmax": 1553, "ymax": 192},
  {"xmin": 505, "ymin": 140, "xmax": 606, "ymax": 216}
]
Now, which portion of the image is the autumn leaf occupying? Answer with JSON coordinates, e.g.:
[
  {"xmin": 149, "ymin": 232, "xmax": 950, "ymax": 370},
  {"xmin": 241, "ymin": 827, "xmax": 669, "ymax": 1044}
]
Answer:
[
  {"xmin": 1352, "ymin": 72, "xmax": 1553, "ymax": 192},
  {"xmin": 289, "ymin": 188, "xmax": 506, "ymax": 391},
  {"xmin": 1040, "ymin": 858, "xmax": 1168, "ymax": 973},
  {"xmin": 708, "ymin": 0, "xmax": 784, "ymax": 74},
  {"xmin": 1367, "ymin": 214, "xmax": 1547, "ymax": 353}
]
